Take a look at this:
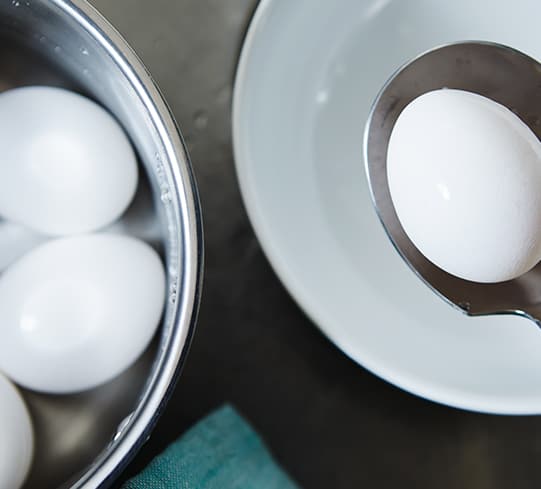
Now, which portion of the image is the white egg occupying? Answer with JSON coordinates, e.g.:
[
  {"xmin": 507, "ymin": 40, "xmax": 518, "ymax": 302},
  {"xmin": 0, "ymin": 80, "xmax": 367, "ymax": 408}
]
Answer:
[
  {"xmin": 0, "ymin": 86, "xmax": 138, "ymax": 236},
  {"xmin": 0, "ymin": 373, "xmax": 33, "ymax": 489},
  {"xmin": 387, "ymin": 88, "xmax": 541, "ymax": 283},
  {"xmin": 0, "ymin": 234, "xmax": 165, "ymax": 393}
]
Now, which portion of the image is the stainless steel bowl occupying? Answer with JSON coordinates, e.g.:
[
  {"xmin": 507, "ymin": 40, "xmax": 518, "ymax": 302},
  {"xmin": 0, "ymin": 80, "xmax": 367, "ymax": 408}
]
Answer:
[{"xmin": 0, "ymin": 1, "xmax": 202, "ymax": 487}]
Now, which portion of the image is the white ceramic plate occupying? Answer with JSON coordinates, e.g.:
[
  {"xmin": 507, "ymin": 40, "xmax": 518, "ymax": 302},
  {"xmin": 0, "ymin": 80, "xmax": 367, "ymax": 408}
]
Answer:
[{"xmin": 233, "ymin": 0, "xmax": 541, "ymax": 414}]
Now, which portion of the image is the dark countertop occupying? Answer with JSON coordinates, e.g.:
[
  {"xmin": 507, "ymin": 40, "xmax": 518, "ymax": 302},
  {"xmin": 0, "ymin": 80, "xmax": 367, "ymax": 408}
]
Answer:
[{"xmin": 90, "ymin": 1, "xmax": 541, "ymax": 488}]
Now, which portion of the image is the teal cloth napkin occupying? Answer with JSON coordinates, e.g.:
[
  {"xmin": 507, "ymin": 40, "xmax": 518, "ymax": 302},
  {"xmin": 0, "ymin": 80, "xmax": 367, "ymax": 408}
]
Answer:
[{"xmin": 122, "ymin": 405, "xmax": 300, "ymax": 489}]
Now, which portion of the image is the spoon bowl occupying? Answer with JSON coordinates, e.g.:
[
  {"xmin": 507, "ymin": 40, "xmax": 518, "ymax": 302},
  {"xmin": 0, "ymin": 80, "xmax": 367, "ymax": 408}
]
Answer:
[{"xmin": 364, "ymin": 41, "xmax": 541, "ymax": 326}]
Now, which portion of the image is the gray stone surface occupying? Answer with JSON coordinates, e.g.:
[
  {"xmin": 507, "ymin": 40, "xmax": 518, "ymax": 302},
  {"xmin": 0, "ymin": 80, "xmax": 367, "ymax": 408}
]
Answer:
[{"xmin": 90, "ymin": 1, "xmax": 541, "ymax": 488}]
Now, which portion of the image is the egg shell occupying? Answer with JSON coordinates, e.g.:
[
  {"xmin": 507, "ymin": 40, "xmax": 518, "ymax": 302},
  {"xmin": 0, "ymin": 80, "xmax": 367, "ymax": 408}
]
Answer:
[
  {"xmin": 0, "ymin": 86, "xmax": 138, "ymax": 235},
  {"xmin": 387, "ymin": 89, "xmax": 541, "ymax": 283},
  {"xmin": 0, "ymin": 234, "xmax": 165, "ymax": 393},
  {"xmin": 0, "ymin": 373, "xmax": 33, "ymax": 489}
]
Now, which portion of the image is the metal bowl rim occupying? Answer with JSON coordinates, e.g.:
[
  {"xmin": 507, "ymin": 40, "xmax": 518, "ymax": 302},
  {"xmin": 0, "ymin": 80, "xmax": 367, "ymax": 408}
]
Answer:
[{"xmin": 46, "ymin": 1, "xmax": 204, "ymax": 487}]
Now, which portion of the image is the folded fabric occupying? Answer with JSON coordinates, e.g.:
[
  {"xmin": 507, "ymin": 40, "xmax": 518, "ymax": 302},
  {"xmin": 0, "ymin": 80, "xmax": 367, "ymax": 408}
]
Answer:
[{"xmin": 122, "ymin": 405, "xmax": 300, "ymax": 489}]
